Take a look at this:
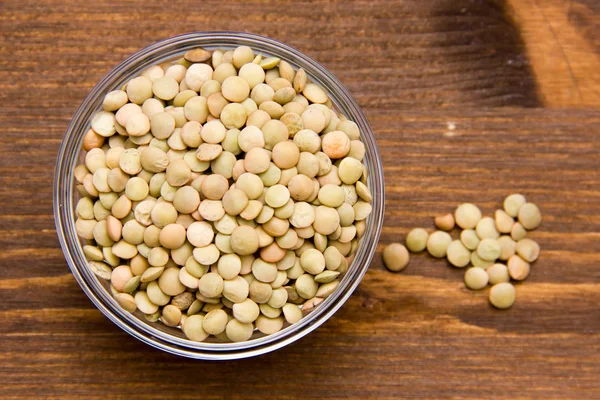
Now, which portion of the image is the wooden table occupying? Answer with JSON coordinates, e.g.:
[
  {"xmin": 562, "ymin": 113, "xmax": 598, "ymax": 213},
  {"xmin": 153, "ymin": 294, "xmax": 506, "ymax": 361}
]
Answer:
[{"xmin": 1, "ymin": 0, "xmax": 599, "ymax": 398}]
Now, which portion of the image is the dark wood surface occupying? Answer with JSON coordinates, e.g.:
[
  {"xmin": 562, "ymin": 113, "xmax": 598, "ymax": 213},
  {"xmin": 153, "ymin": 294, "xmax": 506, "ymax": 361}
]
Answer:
[{"xmin": 1, "ymin": 0, "xmax": 599, "ymax": 399}]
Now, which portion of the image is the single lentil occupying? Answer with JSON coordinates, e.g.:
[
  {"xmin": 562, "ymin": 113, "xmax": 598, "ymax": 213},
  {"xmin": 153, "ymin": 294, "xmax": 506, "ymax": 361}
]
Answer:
[
  {"xmin": 382, "ymin": 243, "xmax": 410, "ymax": 272},
  {"xmin": 489, "ymin": 283, "xmax": 516, "ymax": 309}
]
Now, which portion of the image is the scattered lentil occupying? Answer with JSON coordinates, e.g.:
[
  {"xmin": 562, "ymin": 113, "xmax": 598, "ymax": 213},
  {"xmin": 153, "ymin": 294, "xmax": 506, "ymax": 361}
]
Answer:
[
  {"xmin": 426, "ymin": 231, "xmax": 452, "ymax": 258},
  {"xmin": 405, "ymin": 228, "xmax": 429, "ymax": 252},
  {"xmin": 446, "ymin": 240, "xmax": 471, "ymax": 268},
  {"xmin": 382, "ymin": 243, "xmax": 409, "ymax": 272},
  {"xmin": 511, "ymin": 222, "xmax": 527, "ymax": 241},
  {"xmin": 494, "ymin": 209, "xmax": 514, "ymax": 233},
  {"xmin": 503, "ymin": 194, "xmax": 526, "ymax": 218},
  {"xmin": 486, "ymin": 263, "xmax": 510, "ymax": 285},
  {"xmin": 464, "ymin": 267, "xmax": 489, "ymax": 290},
  {"xmin": 434, "ymin": 213, "xmax": 455, "ymax": 231},
  {"xmin": 507, "ymin": 255, "xmax": 530, "ymax": 280},
  {"xmin": 476, "ymin": 217, "xmax": 500, "ymax": 239},
  {"xmin": 518, "ymin": 203, "xmax": 542, "ymax": 230},
  {"xmin": 455, "ymin": 203, "xmax": 482, "ymax": 229},
  {"xmin": 489, "ymin": 282, "xmax": 516, "ymax": 309},
  {"xmin": 460, "ymin": 229, "xmax": 480, "ymax": 251}
]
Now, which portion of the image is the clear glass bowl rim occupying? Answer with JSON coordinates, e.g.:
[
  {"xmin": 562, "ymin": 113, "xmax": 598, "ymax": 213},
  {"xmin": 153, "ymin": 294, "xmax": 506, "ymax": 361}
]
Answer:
[{"xmin": 53, "ymin": 31, "xmax": 385, "ymax": 360}]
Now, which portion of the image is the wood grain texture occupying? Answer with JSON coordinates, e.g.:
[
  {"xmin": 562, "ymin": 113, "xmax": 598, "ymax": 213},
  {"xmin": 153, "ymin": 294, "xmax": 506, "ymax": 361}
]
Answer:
[
  {"xmin": 1, "ymin": 0, "xmax": 599, "ymax": 399},
  {"xmin": 507, "ymin": 0, "xmax": 600, "ymax": 107}
]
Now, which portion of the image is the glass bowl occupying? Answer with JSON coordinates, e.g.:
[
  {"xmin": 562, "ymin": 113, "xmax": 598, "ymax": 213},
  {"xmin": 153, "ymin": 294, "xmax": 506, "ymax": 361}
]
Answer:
[{"xmin": 54, "ymin": 32, "xmax": 384, "ymax": 360}]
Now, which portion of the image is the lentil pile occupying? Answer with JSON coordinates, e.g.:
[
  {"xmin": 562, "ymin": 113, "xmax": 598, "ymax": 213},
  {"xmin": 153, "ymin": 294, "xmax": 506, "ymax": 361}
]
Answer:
[
  {"xmin": 75, "ymin": 45, "xmax": 373, "ymax": 342},
  {"xmin": 383, "ymin": 194, "xmax": 541, "ymax": 310}
]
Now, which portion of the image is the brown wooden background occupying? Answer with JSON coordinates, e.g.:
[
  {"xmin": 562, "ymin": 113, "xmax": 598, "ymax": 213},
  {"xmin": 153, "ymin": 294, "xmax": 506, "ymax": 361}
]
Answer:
[{"xmin": 1, "ymin": 0, "xmax": 599, "ymax": 398}]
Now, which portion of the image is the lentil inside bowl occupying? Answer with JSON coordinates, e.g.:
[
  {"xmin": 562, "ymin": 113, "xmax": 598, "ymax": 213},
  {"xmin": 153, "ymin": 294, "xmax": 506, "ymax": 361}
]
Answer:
[{"xmin": 54, "ymin": 32, "xmax": 384, "ymax": 359}]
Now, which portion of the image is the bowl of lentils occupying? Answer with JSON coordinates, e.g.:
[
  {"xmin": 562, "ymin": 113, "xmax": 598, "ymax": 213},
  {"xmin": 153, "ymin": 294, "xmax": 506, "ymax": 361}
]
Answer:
[{"xmin": 54, "ymin": 32, "xmax": 384, "ymax": 359}]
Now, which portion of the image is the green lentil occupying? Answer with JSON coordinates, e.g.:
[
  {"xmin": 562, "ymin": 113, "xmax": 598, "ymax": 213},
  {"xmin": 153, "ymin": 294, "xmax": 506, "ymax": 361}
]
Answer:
[
  {"xmin": 476, "ymin": 217, "xmax": 500, "ymax": 239},
  {"xmin": 518, "ymin": 203, "xmax": 542, "ymax": 230},
  {"xmin": 426, "ymin": 231, "xmax": 452, "ymax": 258},
  {"xmin": 489, "ymin": 282, "xmax": 516, "ymax": 309},
  {"xmin": 516, "ymin": 238, "xmax": 540, "ymax": 262},
  {"xmin": 405, "ymin": 228, "xmax": 429, "ymax": 252},
  {"xmin": 446, "ymin": 240, "xmax": 471, "ymax": 268},
  {"xmin": 486, "ymin": 263, "xmax": 510, "ymax": 285},
  {"xmin": 503, "ymin": 194, "xmax": 526, "ymax": 218},
  {"xmin": 460, "ymin": 229, "xmax": 480, "ymax": 251},
  {"xmin": 507, "ymin": 255, "xmax": 530, "ymax": 281},
  {"xmin": 496, "ymin": 235, "xmax": 517, "ymax": 261},
  {"xmin": 511, "ymin": 222, "xmax": 527, "ymax": 241},
  {"xmin": 471, "ymin": 251, "xmax": 493, "ymax": 269},
  {"xmin": 455, "ymin": 203, "xmax": 482, "ymax": 229},
  {"xmin": 494, "ymin": 209, "xmax": 514, "ymax": 233},
  {"xmin": 382, "ymin": 243, "xmax": 409, "ymax": 272},
  {"xmin": 477, "ymin": 238, "xmax": 501, "ymax": 261},
  {"xmin": 464, "ymin": 267, "xmax": 489, "ymax": 290}
]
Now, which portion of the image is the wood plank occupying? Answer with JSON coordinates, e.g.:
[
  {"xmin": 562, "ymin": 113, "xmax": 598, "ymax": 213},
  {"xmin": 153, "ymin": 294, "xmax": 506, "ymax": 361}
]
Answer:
[
  {"xmin": 507, "ymin": 0, "xmax": 600, "ymax": 107},
  {"xmin": 0, "ymin": 0, "xmax": 542, "ymax": 110}
]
